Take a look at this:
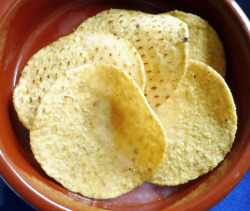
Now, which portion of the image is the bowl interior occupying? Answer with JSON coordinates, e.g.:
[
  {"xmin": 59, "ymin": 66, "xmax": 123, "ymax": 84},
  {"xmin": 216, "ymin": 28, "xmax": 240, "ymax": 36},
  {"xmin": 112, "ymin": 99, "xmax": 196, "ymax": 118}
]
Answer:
[{"xmin": 0, "ymin": 0, "xmax": 249, "ymax": 210}]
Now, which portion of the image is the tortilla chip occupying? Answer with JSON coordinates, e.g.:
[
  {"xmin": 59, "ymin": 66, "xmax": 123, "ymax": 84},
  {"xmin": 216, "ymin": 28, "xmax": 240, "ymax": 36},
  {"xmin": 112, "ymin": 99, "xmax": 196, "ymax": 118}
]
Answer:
[
  {"xmin": 149, "ymin": 60, "xmax": 237, "ymax": 185},
  {"xmin": 76, "ymin": 9, "xmax": 189, "ymax": 110},
  {"xmin": 167, "ymin": 10, "xmax": 226, "ymax": 77},
  {"xmin": 30, "ymin": 64, "xmax": 166, "ymax": 199},
  {"xmin": 13, "ymin": 32, "xmax": 145, "ymax": 129}
]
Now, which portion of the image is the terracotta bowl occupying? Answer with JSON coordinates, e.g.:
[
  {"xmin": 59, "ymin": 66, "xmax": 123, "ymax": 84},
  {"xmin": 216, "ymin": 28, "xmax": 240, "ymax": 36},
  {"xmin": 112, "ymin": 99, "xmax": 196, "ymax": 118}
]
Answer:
[{"xmin": 0, "ymin": 0, "xmax": 249, "ymax": 210}]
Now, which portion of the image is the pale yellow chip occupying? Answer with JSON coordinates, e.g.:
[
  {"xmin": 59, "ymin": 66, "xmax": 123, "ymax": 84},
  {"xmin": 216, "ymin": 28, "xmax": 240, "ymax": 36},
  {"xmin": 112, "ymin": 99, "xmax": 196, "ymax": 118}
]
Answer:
[
  {"xmin": 149, "ymin": 60, "xmax": 237, "ymax": 186},
  {"xmin": 13, "ymin": 31, "xmax": 145, "ymax": 129},
  {"xmin": 166, "ymin": 10, "xmax": 226, "ymax": 77},
  {"xmin": 76, "ymin": 9, "xmax": 189, "ymax": 110},
  {"xmin": 30, "ymin": 64, "xmax": 166, "ymax": 199}
]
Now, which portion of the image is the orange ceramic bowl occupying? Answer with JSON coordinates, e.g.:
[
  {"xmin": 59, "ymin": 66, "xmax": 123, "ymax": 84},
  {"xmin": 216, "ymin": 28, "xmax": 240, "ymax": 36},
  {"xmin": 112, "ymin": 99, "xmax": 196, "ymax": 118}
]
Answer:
[{"xmin": 0, "ymin": 0, "xmax": 249, "ymax": 210}]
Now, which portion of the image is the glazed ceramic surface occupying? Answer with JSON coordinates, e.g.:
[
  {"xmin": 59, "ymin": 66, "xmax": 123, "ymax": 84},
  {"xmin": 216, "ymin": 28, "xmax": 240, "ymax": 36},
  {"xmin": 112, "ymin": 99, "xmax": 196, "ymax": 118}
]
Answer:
[{"xmin": 0, "ymin": 0, "xmax": 249, "ymax": 210}]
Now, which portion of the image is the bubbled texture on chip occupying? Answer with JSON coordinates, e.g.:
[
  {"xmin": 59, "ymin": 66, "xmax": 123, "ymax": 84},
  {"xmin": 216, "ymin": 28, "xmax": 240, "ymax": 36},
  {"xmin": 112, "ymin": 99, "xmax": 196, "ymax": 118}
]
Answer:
[
  {"xmin": 30, "ymin": 64, "xmax": 166, "ymax": 199},
  {"xmin": 150, "ymin": 60, "xmax": 237, "ymax": 186},
  {"xmin": 13, "ymin": 32, "xmax": 145, "ymax": 129},
  {"xmin": 76, "ymin": 9, "xmax": 189, "ymax": 110}
]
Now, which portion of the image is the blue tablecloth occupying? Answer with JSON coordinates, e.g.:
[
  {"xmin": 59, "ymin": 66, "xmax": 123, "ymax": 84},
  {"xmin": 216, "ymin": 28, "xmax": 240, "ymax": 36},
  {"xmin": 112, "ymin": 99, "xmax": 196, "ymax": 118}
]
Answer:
[{"xmin": 0, "ymin": 0, "xmax": 249, "ymax": 210}]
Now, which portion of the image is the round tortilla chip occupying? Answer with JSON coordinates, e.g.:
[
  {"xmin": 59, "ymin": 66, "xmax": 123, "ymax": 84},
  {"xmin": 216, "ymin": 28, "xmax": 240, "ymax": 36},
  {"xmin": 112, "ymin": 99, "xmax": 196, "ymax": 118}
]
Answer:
[
  {"xmin": 149, "ymin": 60, "xmax": 237, "ymax": 186},
  {"xmin": 167, "ymin": 10, "xmax": 226, "ymax": 77},
  {"xmin": 13, "ymin": 31, "xmax": 145, "ymax": 129},
  {"xmin": 76, "ymin": 9, "xmax": 189, "ymax": 110},
  {"xmin": 30, "ymin": 64, "xmax": 166, "ymax": 199}
]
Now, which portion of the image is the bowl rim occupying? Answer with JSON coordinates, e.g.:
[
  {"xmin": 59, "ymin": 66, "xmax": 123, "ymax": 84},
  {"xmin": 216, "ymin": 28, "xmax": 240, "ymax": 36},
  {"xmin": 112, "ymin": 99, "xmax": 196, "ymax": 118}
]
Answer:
[{"xmin": 0, "ymin": 0, "xmax": 250, "ymax": 210}]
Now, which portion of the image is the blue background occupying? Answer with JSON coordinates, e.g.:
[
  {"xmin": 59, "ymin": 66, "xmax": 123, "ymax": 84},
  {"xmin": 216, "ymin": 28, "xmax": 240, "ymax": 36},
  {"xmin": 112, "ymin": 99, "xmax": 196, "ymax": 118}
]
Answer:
[{"xmin": 0, "ymin": 0, "xmax": 249, "ymax": 210}]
